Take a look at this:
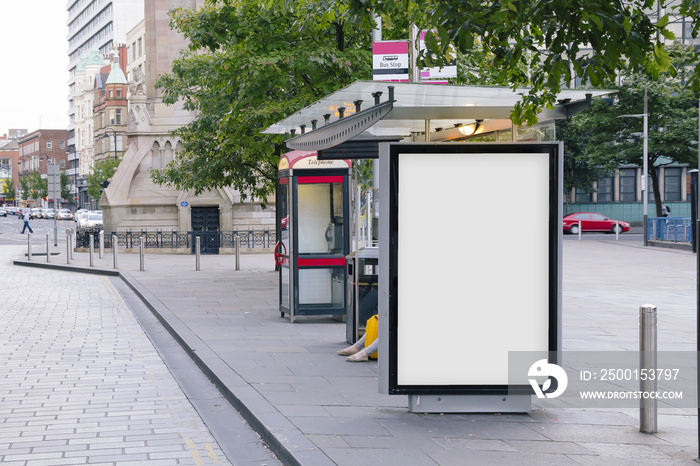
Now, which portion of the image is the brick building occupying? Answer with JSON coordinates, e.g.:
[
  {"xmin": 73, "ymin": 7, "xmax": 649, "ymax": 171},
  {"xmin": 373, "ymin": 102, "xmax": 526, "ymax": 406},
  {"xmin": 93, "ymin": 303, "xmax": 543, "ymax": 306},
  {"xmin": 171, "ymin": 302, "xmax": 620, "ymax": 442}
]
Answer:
[{"xmin": 17, "ymin": 130, "xmax": 70, "ymax": 206}]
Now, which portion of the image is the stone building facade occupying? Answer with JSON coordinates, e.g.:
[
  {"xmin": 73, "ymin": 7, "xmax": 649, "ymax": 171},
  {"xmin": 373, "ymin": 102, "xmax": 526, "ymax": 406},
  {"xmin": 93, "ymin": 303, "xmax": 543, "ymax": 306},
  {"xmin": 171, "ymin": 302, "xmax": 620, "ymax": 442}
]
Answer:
[{"xmin": 100, "ymin": 0, "xmax": 274, "ymax": 251}]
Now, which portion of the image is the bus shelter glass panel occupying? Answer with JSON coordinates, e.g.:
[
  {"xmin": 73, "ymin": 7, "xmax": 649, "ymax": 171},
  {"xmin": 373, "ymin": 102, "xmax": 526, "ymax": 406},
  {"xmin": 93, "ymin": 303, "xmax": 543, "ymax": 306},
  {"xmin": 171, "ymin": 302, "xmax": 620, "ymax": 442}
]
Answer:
[
  {"xmin": 298, "ymin": 182, "xmax": 344, "ymax": 255},
  {"xmin": 297, "ymin": 179, "xmax": 345, "ymax": 312},
  {"xmin": 278, "ymin": 180, "xmax": 290, "ymax": 312}
]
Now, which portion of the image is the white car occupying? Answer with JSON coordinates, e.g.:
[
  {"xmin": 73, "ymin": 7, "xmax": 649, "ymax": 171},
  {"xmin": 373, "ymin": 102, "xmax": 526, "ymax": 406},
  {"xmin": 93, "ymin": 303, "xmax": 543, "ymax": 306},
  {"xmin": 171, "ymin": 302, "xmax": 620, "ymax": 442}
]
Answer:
[
  {"xmin": 56, "ymin": 209, "xmax": 74, "ymax": 220},
  {"xmin": 76, "ymin": 211, "xmax": 90, "ymax": 228},
  {"xmin": 85, "ymin": 211, "xmax": 103, "ymax": 228}
]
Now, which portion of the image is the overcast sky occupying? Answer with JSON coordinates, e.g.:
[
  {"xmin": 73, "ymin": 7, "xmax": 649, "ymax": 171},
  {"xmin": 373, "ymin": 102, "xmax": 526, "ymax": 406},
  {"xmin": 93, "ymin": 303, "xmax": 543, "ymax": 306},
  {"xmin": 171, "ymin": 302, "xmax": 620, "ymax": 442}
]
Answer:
[{"xmin": 0, "ymin": 2, "xmax": 69, "ymax": 136}]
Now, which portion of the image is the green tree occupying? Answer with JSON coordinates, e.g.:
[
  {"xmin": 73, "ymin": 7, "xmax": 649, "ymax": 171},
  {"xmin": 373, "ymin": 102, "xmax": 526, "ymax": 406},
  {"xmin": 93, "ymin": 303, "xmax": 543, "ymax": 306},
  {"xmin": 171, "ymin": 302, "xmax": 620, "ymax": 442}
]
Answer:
[
  {"xmin": 556, "ymin": 118, "xmax": 600, "ymax": 213},
  {"xmin": 60, "ymin": 171, "xmax": 72, "ymax": 203},
  {"xmin": 346, "ymin": 0, "xmax": 686, "ymax": 124},
  {"xmin": 19, "ymin": 176, "xmax": 30, "ymax": 201},
  {"xmin": 572, "ymin": 76, "xmax": 698, "ymax": 216},
  {"xmin": 1, "ymin": 179, "xmax": 15, "ymax": 202},
  {"xmin": 152, "ymin": 0, "xmax": 373, "ymax": 203},
  {"xmin": 87, "ymin": 158, "xmax": 120, "ymax": 201},
  {"xmin": 20, "ymin": 171, "xmax": 47, "ymax": 202},
  {"xmin": 154, "ymin": 0, "xmax": 699, "ymax": 198}
]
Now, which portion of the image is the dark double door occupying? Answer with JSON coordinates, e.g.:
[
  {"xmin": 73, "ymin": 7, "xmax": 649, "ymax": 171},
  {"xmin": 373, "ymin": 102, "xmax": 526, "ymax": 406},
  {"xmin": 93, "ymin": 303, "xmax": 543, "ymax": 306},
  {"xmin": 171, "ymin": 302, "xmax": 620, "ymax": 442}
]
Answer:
[{"xmin": 192, "ymin": 206, "xmax": 220, "ymax": 254}]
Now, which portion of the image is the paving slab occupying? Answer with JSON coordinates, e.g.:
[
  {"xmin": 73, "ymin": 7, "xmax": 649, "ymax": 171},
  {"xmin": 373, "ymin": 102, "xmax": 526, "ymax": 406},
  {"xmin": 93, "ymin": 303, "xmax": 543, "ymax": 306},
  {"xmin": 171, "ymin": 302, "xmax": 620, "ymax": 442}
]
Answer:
[{"xmin": 11, "ymin": 236, "xmax": 700, "ymax": 465}]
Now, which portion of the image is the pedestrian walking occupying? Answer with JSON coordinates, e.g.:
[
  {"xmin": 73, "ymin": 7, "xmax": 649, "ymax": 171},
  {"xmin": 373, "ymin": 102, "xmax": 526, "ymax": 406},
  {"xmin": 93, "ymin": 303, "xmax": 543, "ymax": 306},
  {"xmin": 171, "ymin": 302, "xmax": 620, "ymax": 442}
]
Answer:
[
  {"xmin": 661, "ymin": 203, "xmax": 671, "ymax": 217},
  {"xmin": 21, "ymin": 210, "xmax": 33, "ymax": 234}
]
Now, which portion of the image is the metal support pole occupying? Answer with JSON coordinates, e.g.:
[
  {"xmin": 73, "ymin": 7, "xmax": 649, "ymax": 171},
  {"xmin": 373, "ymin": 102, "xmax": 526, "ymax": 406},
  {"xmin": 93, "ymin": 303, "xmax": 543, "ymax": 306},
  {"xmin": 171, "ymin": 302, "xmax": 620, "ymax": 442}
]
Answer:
[
  {"xmin": 46, "ymin": 233, "xmax": 50, "ymax": 263},
  {"xmin": 640, "ymin": 304, "xmax": 658, "ymax": 433},
  {"xmin": 99, "ymin": 230, "xmax": 104, "ymax": 259},
  {"xmin": 578, "ymin": 220, "xmax": 582, "ymax": 241},
  {"xmin": 366, "ymin": 191, "xmax": 373, "ymax": 247},
  {"xmin": 27, "ymin": 233, "xmax": 32, "ymax": 261},
  {"xmin": 53, "ymin": 214, "xmax": 57, "ymax": 247},
  {"xmin": 195, "ymin": 236, "xmax": 201, "ymax": 271},
  {"xmin": 112, "ymin": 234, "xmax": 118, "ymax": 269},
  {"xmin": 235, "ymin": 235, "xmax": 240, "ymax": 271},
  {"xmin": 65, "ymin": 229, "xmax": 70, "ymax": 264},
  {"xmin": 70, "ymin": 229, "xmax": 74, "ymax": 260},
  {"xmin": 139, "ymin": 237, "xmax": 145, "ymax": 271},
  {"xmin": 89, "ymin": 234, "xmax": 94, "ymax": 267},
  {"xmin": 643, "ymin": 86, "xmax": 649, "ymax": 247}
]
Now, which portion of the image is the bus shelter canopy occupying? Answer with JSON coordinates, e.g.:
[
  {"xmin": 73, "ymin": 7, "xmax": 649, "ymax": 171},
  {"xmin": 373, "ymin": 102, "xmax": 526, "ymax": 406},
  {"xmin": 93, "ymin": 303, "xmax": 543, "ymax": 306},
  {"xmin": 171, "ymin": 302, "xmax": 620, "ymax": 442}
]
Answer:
[{"xmin": 263, "ymin": 80, "xmax": 614, "ymax": 140}]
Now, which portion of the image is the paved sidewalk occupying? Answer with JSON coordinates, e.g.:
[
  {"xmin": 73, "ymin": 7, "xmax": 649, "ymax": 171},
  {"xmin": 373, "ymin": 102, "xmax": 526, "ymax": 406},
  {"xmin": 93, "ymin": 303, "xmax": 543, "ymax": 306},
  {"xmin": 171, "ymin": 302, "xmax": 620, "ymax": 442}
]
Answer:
[
  {"xmin": 12, "ymin": 238, "xmax": 700, "ymax": 465},
  {"xmin": 0, "ymin": 246, "xmax": 230, "ymax": 465}
]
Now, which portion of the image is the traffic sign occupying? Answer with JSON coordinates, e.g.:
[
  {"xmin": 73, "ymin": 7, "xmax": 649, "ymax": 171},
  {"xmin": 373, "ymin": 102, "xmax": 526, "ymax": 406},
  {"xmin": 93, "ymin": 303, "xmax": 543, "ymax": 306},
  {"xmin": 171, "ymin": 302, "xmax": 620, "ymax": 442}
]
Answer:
[{"xmin": 373, "ymin": 41, "xmax": 409, "ymax": 82}]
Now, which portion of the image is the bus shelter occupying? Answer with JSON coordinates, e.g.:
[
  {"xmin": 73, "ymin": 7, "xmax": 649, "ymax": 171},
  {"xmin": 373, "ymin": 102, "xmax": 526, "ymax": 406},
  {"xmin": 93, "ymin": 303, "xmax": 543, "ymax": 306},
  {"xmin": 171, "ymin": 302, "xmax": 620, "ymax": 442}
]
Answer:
[
  {"xmin": 266, "ymin": 81, "xmax": 613, "ymax": 412},
  {"xmin": 276, "ymin": 150, "xmax": 352, "ymax": 322}
]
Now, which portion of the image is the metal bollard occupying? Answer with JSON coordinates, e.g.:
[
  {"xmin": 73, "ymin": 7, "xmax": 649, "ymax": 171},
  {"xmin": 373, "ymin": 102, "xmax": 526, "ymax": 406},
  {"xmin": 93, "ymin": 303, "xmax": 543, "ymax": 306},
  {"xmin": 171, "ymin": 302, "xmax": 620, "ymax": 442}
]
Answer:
[
  {"xmin": 235, "ymin": 235, "xmax": 240, "ymax": 271},
  {"xmin": 65, "ymin": 229, "xmax": 72, "ymax": 264},
  {"xmin": 139, "ymin": 236, "xmax": 145, "ymax": 271},
  {"xmin": 46, "ymin": 233, "xmax": 50, "ymax": 263},
  {"xmin": 640, "ymin": 304, "xmax": 658, "ymax": 433},
  {"xmin": 616, "ymin": 220, "xmax": 620, "ymax": 241},
  {"xmin": 27, "ymin": 233, "xmax": 32, "ymax": 261},
  {"xmin": 112, "ymin": 234, "xmax": 118, "ymax": 269},
  {"xmin": 578, "ymin": 220, "xmax": 582, "ymax": 241},
  {"xmin": 99, "ymin": 230, "xmax": 104, "ymax": 259},
  {"xmin": 195, "ymin": 236, "xmax": 201, "ymax": 271},
  {"xmin": 89, "ymin": 234, "xmax": 94, "ymax": 267},
  {"xmin": 69, "ymin": 229, "xmax": 74, "ymax": 260}
]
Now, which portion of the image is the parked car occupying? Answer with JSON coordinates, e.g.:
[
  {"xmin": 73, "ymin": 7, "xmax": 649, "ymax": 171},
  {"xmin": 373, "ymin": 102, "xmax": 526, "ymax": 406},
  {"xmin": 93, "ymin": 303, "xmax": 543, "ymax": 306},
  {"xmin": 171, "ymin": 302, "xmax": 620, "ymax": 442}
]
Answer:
[
  {"xmin": 76, "ymin": 211, "xmax": 90, "ymax": 228},
  {"xmin": 74, "ymin": 209, "xmax": 88, "ymax": 222},
  {"xmin": 56, "ymin": 209, "xmax": 74, "ymax": 220},
  {"xmin": 43, "ymin": 209, "xmax": 56, "ymax": 219},
  {"xmin": 0, "ymin": 209, "xmax": 7, "ymax": 217},
  {"xmin": 563, "ymin": 212, "xmax": 630, "ymax": 234},
  {"xmin": 85, "ymin": 211, "xmax": 103, "ymax": 228},
  {"xmin": 30, "ymin": 208, "xmax": 42, "ymax": 219}
]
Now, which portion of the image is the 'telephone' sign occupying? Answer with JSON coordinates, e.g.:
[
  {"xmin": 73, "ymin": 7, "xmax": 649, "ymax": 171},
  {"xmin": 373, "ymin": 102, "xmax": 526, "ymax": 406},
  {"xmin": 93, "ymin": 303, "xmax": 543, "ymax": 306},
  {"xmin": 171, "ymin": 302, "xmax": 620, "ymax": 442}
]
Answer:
[{"xmin": 373, "ymin": 41, "xmax": 409, "ymax": 82}]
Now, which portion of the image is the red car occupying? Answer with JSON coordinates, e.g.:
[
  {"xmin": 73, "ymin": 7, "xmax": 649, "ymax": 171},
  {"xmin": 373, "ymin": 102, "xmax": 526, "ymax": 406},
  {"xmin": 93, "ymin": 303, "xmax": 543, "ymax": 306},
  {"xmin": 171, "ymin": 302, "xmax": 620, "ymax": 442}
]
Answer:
[{"xmin": 563, "ymin": 212, "xmax": 630, "ymax": 234}]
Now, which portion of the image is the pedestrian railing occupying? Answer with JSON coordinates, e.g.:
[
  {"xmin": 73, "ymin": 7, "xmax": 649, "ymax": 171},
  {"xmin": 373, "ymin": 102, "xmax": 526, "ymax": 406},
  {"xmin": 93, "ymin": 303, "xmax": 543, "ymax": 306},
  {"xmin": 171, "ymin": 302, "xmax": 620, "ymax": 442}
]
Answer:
[
  {"xmin": 647, "ymin": 217, "xmax": 692, "ymax": 244},
  {"xmin": 75, "ymin": 227, "xmax": 276, "ymax": 254}
]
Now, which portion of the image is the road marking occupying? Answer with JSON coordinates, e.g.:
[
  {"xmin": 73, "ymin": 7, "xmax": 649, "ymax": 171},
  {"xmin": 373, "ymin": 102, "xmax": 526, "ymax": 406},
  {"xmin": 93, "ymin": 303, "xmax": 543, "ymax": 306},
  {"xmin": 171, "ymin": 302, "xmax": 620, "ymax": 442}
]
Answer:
[
  {"xmin": 185, "ymin": 437, "xmax": 204, "ymax": 466},
  {"xmin": 205, "ymin": 443, "xmax": 222, "ymax": 463}
]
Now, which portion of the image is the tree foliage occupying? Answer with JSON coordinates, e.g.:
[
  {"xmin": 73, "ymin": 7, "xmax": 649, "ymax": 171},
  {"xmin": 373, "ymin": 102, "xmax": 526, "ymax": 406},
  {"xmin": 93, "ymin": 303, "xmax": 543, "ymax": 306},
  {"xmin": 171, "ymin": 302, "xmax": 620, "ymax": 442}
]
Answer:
[
  {"xmin": 345, "ymin": 0, "xmax": 698, "ymax": 123},
  {"xmin": 153, "ymin": 0, "xmax": 374, "ymax": 202},
  {"xmin": 154, "ymin": 0, "xmax": 700, "ymax": 199},
  {"xmin": 1, "ymin": 179, "xmax": 15, "ymax": 201},
  {"xmin": 19, "ymin": 172, "xmax": 47, "ymax": 202},
  {"xmin": 60, "ymin": 172, "xmax": 72, "ymax": 202},
  {"xmin": 88, "ymin": 158, "xmax": 120, "ymax": 201},
  {"xmin": 564, "ymin": 46, "xmax": 699, "ymax": 216}
]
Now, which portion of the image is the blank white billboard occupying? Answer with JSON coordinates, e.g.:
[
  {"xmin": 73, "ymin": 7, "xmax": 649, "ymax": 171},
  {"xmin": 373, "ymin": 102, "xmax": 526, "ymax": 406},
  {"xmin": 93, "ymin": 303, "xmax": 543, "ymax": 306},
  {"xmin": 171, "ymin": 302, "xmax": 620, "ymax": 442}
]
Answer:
[{"xmin": 393, "ymin": 149, "xmax": 556, "ymax": 389}]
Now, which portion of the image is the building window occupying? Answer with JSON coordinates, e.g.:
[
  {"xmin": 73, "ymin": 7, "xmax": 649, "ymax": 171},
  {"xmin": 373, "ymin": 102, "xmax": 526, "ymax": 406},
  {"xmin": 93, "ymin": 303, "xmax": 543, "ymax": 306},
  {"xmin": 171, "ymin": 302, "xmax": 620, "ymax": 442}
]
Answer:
[
  {"xmin": 597, "ymin": 175, "xmax": 614, "ymax": 202},
  {"xmin": 619, "ymin": 168, "xmax": 637, "ymax": 202},
  {"xmin": 116, "ymin": 89, "xmax": 121, "ymax": 98},
  {"xmin": 664, "ymin": 167, "xmax": 682, "ymax": 201},
  {"xmin": 575, "ymin": 189, "xmax": 592, "ymax": 203},
  {"xmin": 138, "ymin": 38, "xmax": 142, "ymax": 56},
  {"xmin": 116, "ymin": 109, "xmax": 122, "ymax": 125},
  {"xmin": 46, "ymin": 140, "xmax": 52, "ymax": 150},
  {"xmin": 59, "ymin": 140, "xmax": 65, "ymax": 150},
  {"xmin": 109, "ymin": 110, "xmax": 115, "ymax": 125},
  {"xmin": 60, "ymin": 160, "xmax": 65, "ymax": 168}
]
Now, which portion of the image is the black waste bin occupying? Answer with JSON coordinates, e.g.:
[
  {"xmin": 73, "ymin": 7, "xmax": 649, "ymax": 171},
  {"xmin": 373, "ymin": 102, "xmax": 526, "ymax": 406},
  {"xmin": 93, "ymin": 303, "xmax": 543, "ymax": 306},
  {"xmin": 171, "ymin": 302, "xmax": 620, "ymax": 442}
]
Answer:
[{"xmin": 346, "ymin": 247, "xmax": 378, "ymax": 344}]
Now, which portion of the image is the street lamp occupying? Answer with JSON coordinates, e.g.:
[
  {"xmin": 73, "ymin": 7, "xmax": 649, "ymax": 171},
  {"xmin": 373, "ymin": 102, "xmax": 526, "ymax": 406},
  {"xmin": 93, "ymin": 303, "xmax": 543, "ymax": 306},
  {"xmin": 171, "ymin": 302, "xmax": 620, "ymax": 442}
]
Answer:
[
  {"xmin": 617, "ymin": 84, "xmax": 649, "ymax": 246},
  {"xmin": 102, "ymin": 128, "xmax": 118, "ymax": 161}
]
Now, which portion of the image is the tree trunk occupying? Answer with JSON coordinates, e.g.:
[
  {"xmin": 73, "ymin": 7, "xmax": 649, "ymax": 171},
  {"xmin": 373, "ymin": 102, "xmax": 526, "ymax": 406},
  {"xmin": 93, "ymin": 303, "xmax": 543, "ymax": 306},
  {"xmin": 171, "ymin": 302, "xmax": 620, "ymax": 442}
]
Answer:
[{"xmin": 648, "ymin": 166, "xmax": 662, "ymax": 217}]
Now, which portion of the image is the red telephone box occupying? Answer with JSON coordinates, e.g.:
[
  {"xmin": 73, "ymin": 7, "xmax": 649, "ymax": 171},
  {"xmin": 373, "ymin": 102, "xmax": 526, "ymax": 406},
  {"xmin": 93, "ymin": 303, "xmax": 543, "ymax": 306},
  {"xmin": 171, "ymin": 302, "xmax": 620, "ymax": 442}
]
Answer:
[{"xmin": 276, "ymin": 151, "xmax": 352, "ymax": 322}]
